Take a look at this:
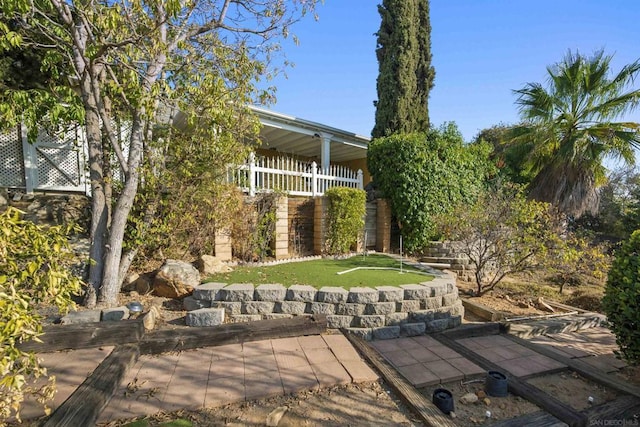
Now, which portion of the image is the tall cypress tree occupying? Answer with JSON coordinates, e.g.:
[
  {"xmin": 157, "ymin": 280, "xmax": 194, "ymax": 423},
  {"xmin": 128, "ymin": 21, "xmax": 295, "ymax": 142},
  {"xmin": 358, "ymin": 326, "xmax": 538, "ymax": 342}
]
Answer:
[{"xmin": 372, "ymin": 0, "xmax": 435, "ymax": 139}]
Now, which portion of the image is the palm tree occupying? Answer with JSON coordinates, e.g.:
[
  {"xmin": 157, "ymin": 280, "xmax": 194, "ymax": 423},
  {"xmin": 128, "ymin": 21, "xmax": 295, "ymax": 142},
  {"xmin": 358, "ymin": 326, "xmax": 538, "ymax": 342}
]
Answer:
[{"xmin": 512, "ymin": 50, "xmax": 640, "ymax": 217}]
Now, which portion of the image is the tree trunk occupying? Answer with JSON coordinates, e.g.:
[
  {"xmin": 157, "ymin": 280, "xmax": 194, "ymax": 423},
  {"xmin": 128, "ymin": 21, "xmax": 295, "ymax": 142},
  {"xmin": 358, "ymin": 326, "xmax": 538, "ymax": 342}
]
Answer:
[
  {"xmin": 98, "ymin": 114, "xmax": 145, "ymax": 306},
  {"xmin": 83, "ymin": 81, "xmax": 108, "ymax": 308}
]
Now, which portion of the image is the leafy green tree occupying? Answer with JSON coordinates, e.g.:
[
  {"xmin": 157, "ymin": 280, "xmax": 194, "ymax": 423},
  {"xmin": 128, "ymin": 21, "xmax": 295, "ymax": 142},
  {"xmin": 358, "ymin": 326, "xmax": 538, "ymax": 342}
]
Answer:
[
  {"xmin": 511, "ymin": 50, "xmax": 640, "ymax": 218},
  {"xmin": 436, "ymin": 185, "xmax": 558, "ymax": 296},
  {"xmin": 573, "ymin": 166, "xmax": 640, "ymax": 241},
  {"xmin": 1, "ymin": 0, "xmax": 317, "ymax": 307},
  {"xmin": 473, "ymin": 124, "xmax": 535, "ymax": 185},
  {"xmin": 603, "ymin": 230, "xmax": 640, "ymax": 364},
  {"xmin": 0, "ymin": 207, "xmax": 82, "ymax": 421},
  {"xmin": 367, "ymin": 123, "xmax": 494, "ymax": 252},
  {"xmin": 372, "ymin": 0, "xmax": 435, "ymax": 138}
]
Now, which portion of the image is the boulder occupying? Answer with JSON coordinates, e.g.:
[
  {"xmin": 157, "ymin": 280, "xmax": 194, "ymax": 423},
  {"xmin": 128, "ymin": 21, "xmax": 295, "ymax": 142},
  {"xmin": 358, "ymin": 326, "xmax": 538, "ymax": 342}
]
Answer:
[
  {"xmin": 194, "ymin": 255, "xmax": 232, "ymax": 275},
  {"xmin": 153, "ymin": 259, "xmax": 200, "ymax": 298},
  {"xmin": 123, "ymin": 272, "xmax": 154, "ymax": 294}
]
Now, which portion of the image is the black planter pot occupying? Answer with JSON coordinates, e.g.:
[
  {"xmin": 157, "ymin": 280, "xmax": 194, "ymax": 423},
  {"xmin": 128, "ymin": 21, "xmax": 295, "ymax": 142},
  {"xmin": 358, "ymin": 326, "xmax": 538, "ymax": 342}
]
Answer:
[
  {"xmin": 432, "ymin": 388, "xmax": 454, "ymax": 414},
  {"xmin": 485, "ymin": 370, "xmax": 508, "ymax": 397}
]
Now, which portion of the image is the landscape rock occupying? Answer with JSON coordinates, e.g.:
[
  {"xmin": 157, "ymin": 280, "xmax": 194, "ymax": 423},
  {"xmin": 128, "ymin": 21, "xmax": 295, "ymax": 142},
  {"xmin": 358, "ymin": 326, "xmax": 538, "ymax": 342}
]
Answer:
[
  {"xmin": 266, "ymin": 406, "xmax": 288, "ymax": 427},
  {"xmin": 183, "ymin": 295, "xmax": 211, "ymax": 311},
  {"xmin": 255, "ymin": 284, "xmax": 287, "ymax": 302},
  {"xmin": 347, "ymin": 287, "xmax": 379, "ymax": 304},
  {"xmin": 460, "ymin": 393, "xmax": 479, "ymax": 404},
  {"xmin": 185, "ymin": 307, "xmax": 225, "ymax": 326},
  {"xmin": 316, "ymin": 287, "xmax": 348, "ymax": 304},
  {"xmin": 195, "ymin": 255, "xmax": 232, "ymax": 275},
  {"xmin": 285, "ymin": 285, "xmax": 317, "ymax": 302},
  {"xmin": 60, "ymin": 310, "xmax": 102, "ymax": 324},
  {"xmin": 221, "ymin": 283, "xmax": 255, "ymax": 302},
  {"xmin": 123, "ymin": 273, "xmax": 153, "ymax": 294},
  {"xmin": 142, "ymin": 306, "xmax": 161, "ymax": 330},
  {"xmin": 153, "ymin": 259, "xmax": 200, "ymax": 298},
  {"xmin": 192, "ymin": 282, "xmax": 226, "ymax": 301},
  {"xmin": 372, "ymin": 326, "xmax": 400, "ymax": 340},
  {"xmin": 101, "ymin": 306, "xmax": 130, "ymax": 321}
]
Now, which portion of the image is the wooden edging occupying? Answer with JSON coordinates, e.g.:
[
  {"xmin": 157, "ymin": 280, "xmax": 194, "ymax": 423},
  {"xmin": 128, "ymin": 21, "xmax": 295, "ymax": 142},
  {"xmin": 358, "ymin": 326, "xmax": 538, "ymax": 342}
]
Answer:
[
  {"xmin": 460, "ymin": 298, "xmax": 505, "ymax": 321},
  {"xmin": 18, "ymin": 320, "xmax": 144, "ymax": 353},
  {"xmin": 342, "ymin": 331, "xmax": 456, "ymax": 427},
  {"xmin": 493, "ymin": 394, "xmax": 640, "ymax": 427},
  {"xmin": 490, "ymin": 410, "xmax": 565, "ymax": 427},
  {"xmin": 139, "ymin": 314, "xmax": 327, "ymax": 354},
  {"xmin": 43, "ymin": 344, "xmax": 140, "ymax": 427},
  {"xmin": 432, "ymin": 333, "xmax": 588, "ymax": 427},
  {"xmin": 503, "ymin": 334, "xmax": 640, "ymax": 399}
]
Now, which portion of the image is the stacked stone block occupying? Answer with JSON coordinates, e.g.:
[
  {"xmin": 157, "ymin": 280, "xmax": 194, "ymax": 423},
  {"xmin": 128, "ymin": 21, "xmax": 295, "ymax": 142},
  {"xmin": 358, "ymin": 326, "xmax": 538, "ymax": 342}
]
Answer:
[{"xmin": 185, "ymin": 273, "xmax": 464, "ymax": 340}]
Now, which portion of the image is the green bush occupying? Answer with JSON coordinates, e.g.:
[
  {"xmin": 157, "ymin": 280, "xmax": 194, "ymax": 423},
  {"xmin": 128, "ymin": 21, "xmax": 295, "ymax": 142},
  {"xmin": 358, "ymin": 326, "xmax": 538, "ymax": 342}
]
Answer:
[
  {"xmin": 325, "ymin": 187, "xmax": 366, "ymax": 255},
  {"xmin": 602, "ymin": 230, "xmax": 640, "ymax": 364},
  {"xmin": 367, "ymin": 123, "xmax": 494, "ymax": 253},
  {"xmin": 0, "ymin": 207, "xmax": 82, "ymax": 420}
]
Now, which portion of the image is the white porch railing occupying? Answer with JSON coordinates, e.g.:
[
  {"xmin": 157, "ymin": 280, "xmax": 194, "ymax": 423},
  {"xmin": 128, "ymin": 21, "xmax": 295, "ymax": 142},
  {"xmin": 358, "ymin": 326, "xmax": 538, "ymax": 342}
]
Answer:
[{"xmin": 230, "ymin": 153, "xmax": 363, "ymax": 197}]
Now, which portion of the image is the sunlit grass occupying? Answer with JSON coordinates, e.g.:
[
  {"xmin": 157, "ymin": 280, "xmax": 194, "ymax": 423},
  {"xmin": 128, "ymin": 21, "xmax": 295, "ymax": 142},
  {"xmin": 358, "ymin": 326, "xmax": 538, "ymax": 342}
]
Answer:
[{"xmin": 205, "ymin": 254, "xmax": 433, "ymax": 289}]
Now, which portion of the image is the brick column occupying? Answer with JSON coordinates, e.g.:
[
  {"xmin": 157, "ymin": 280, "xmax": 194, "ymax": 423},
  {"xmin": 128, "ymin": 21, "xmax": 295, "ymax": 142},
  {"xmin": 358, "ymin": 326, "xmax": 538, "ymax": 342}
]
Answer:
[
  {"xmin": 376, "ymin": 199, "xmax": 391, "ymax": 253},
  {"xmin": 214, "ymin": 228, "xmax": 232, "ymax": 261},
  {"xmin": 273, "ymin": 196, "xmax": 289, "ymax": 259},
  {"xmin": 313, "ymin": 196, "xmax": 328, "ymax": 255}
]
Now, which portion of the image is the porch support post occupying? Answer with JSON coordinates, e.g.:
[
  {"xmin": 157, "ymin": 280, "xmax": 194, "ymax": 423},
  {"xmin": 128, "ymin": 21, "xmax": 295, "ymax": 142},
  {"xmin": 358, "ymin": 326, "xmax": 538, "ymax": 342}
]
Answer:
[
  {"xmin": 319, "ymin": 132, "xmax": 333, "ymax": 172},
  {"xmin": 248, "ymin": 152, "xmax": 256, "ymax": 197}
]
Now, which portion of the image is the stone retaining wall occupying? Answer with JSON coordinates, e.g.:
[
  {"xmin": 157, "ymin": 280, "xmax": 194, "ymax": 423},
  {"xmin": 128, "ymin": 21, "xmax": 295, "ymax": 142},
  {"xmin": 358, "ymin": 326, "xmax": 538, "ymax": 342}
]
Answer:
[{"xmin": 183, "ymin": 273, "xmax": 464, "ymax": 341}]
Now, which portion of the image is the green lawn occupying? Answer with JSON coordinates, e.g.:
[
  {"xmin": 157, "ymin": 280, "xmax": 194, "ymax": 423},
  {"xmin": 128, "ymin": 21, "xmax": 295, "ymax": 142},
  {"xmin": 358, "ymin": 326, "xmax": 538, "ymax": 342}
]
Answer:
[{"xmin": 205, "ymin": 254, "xmax": 433, "ymax": 289}]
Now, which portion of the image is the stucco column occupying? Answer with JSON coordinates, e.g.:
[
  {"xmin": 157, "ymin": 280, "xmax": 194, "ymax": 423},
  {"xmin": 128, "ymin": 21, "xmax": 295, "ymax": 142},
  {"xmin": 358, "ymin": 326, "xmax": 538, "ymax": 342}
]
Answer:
[
  {"xmin": 214, "ymin": 228, "xmax": 233, "ymax": 261},
  {"xmin": 376, "ymin": 199, "xmax": 392, "ymax": 253},
  {"xmin": 273, "ymin": 195, "xmax": 289, "ymax": 259},
  {"xmin": 313, "ymin": 196, "xmax": 328, "ymax": 255}
]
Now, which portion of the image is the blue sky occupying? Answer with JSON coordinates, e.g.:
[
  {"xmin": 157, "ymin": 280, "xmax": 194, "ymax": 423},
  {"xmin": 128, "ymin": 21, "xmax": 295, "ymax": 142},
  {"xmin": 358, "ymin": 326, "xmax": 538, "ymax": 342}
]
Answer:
[{"xmin": 265, "ymin": 1, "xmax": 640, "ymax": 142}]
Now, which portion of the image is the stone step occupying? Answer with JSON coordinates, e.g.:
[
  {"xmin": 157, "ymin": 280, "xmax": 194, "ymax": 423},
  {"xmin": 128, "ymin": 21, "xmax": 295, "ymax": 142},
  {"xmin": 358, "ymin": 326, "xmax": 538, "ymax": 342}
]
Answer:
[{"xmin": 503, "ymin": 313, "xmax": 606, "ymax": 339}]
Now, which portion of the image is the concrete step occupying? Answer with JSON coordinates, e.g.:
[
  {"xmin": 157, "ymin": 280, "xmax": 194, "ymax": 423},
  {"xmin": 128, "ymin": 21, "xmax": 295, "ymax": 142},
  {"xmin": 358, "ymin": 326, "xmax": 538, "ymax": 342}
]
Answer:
[{"xmin": 502, "ymin": 313, "xmax": 606, "ymax": 339}]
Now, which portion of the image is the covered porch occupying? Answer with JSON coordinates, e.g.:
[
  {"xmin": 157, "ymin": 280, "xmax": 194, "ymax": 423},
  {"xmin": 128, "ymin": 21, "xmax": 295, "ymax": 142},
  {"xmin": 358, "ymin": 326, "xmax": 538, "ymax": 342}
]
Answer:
[{"xmin": 244, "ymin": 106, "xmax": 371, "ymax": 196}]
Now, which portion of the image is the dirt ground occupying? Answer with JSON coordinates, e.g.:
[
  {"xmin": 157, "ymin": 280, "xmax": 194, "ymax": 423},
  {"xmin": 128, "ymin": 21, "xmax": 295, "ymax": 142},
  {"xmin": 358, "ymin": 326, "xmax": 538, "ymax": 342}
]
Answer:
[
  {"xmin": 99, "ymin": 381, "xmax": 424, "ymax": 427},
  {"xmin": 99, "ymin": 368, "xmax": 640, "ymax": 427}
]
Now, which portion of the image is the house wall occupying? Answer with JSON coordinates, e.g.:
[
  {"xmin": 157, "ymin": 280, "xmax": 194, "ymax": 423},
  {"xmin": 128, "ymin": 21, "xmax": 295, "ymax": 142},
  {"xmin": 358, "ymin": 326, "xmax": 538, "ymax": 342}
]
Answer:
[
  {"xmin": 288, "ymin": 197, "xmax": 315, "ymax": 257},
  {"xmin": 215, "ymin": 195, "xmax": 392, "ymax": 260},
  {"xmin": 335, "ymin": 158, "xmax": 371, "ymax": 186}
]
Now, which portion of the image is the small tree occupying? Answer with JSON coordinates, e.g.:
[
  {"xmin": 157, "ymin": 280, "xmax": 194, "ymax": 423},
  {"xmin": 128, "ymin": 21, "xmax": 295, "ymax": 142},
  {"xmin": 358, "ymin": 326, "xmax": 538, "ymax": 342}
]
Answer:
[
  {"xmin": 602, "ymin": 230, "xmax": 640, "ymax": 364},
  {"xmin": 436, "ymin": 185, "xmax": 557, "ymax": 296},
  {"xmin": 325, "ymin": 187, "xmax": 366, "ymax": 255},
  {"xmin": 0, "ymin": 208, "xmax": 82, "ymax": 421},
  {"xmin": 546, "ymin": 233, "xmax": 610, "ymax": 294}
]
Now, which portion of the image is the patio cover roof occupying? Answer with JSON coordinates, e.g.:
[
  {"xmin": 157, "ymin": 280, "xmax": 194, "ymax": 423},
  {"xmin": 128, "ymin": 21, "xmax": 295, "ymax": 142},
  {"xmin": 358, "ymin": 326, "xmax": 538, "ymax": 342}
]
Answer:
[{"xmin": 251, "ymin": 106, "xmax": 370, "ymax": 163}]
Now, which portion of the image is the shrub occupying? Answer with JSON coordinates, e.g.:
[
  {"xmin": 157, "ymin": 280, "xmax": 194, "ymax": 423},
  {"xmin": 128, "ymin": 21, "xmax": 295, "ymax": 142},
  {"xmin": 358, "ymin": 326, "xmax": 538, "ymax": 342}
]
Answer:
[
  {"xmin": 0, "ymin": 207, "xmax": 82, "ymax": 421},
  {"xmin": 231, "ymin": 193, "xmax": 278, "ymax": 262},
  {"xmin": 367, "ymin": 123, "xmax": 494, "ymax": 253},
  {"xmin": 602, "ymin": 230, "xmax": 640, "ymax": 364},
  {"xmin": 436, "ymin": 184, "xmax": 557, "ymax": 296},
  {"xmin": 325, "ymin": 187, "xmax": 366, "ymax": 255}
]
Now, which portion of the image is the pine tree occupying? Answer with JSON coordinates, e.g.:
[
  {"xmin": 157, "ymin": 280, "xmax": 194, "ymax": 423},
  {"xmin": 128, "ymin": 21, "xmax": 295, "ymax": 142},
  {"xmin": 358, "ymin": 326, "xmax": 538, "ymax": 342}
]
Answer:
[{"xmin": 372, "ymin": 0, "xmax": 435, "ymax": 138}]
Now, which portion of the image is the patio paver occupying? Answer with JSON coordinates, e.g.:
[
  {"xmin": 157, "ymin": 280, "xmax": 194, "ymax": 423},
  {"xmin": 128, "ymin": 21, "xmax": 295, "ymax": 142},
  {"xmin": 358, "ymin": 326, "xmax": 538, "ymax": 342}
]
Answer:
[{"xmin": 458, "ymin": 335, "xmax": 567, "ymax": 377}]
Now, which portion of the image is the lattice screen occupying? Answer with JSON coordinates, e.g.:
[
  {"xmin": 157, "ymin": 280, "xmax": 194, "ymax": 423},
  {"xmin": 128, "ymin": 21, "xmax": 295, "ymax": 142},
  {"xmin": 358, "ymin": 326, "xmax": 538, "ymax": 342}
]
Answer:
[
  {"xmin": 34, "ymin": 126, "xmax": 85, "ymax": 191},
  {"xmin": 0, "ymin": 126, "xmax": 26, "ymax": 188}
]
